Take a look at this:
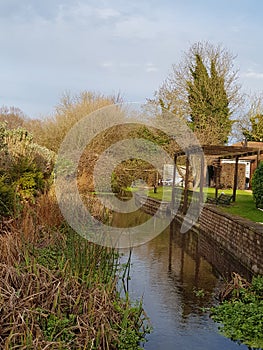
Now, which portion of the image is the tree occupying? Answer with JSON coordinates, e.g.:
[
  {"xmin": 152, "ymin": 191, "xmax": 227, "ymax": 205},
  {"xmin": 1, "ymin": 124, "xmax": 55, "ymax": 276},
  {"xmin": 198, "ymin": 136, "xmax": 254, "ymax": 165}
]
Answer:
[
  {"xmin": 29, "ymin": 91, "xmax": 119, "ymax": 152},
  {"xmin": 0, "ymin": 106, "xmax": 27, "ymax": 129},
  {"xmin": 241, "ymin": 94, "xmax": 263, "ymax": 142},
  {"xmin": 252, "ymin": 162, "xmax": 263, "ymax": 208},
  {"xmin": 187, "ymin": 54, "xmax": 232, "ymax": 144},
  {"xmin": 153, "ymin": 41, "xmax": 242, "ymax": 144},
  {"xmin": 243, "ymin": 114, "xmax": 263, "ymax": 142}
]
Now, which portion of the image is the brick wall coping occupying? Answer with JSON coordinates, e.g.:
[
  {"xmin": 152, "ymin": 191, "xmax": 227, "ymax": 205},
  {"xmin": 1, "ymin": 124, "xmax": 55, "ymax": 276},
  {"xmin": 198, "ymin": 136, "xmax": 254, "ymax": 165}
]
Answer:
[{"xmin": 204, "ymin": 204, "xmax": 263, "ymax": 235}]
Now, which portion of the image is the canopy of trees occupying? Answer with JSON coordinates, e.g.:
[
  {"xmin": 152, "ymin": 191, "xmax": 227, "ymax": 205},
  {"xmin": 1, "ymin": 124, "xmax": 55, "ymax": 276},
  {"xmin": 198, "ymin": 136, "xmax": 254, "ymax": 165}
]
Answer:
[{"xmin": 241, "ymin": 95, "xmax": 263, "ymax": 142}]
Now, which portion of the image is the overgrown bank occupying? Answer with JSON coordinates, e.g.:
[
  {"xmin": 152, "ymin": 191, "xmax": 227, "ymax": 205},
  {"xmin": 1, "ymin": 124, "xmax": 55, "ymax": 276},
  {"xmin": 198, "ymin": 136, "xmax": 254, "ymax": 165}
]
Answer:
[
  {"xmin": 0, "ymin": 193, "xmax": 149, "ymax": 349},
  {"xmin": 211, "ymin": 273, "xmax": 263, "ymax": 349}
]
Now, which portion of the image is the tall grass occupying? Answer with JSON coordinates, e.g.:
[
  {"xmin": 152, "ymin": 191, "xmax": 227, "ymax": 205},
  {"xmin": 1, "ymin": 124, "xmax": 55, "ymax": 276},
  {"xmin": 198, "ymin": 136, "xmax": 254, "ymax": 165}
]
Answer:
[{"xmin": 0, "ymin": 192, "xmax": 149, "ymax": 349}]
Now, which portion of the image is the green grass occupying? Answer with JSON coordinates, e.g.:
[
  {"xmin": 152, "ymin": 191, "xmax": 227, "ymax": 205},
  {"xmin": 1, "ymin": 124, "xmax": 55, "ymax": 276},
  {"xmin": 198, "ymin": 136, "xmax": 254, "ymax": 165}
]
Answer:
[
  {"xmin": 128, "ymin": 185, "xmax": 173, "ymax": 201},
  {"xmin": 209, "ymin": 189, "xmax": 263, "ymax": 223},
  {"xmin": 128, "ymin": 186, "xmax": 263, "ymax": 223}
]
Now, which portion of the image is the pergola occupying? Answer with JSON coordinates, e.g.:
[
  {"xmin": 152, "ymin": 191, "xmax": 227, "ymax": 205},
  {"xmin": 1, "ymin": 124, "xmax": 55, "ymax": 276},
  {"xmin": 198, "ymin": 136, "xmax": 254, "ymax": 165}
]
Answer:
[{"xmin": 171, "ymin": 145, "xmax": 263, "ymax": 214}]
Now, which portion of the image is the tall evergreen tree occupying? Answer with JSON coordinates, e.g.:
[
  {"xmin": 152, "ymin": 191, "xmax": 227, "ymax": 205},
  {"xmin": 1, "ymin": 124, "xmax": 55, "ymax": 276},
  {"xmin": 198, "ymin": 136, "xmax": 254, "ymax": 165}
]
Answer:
[
  {"xmin": 153, "ymin": 42, "xmax": 241, "ymax": 145},
  {"xmin": 187, "ymin": 54, "xmax": 232, "ymax": 144}
]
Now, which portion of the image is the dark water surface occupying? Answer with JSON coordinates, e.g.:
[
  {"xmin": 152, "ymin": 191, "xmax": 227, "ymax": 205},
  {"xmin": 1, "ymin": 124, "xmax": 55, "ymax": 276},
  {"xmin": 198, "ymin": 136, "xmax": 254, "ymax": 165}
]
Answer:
[{"xmin": 113, "ymin": 210, "xmax": 250, "ymax": 350}]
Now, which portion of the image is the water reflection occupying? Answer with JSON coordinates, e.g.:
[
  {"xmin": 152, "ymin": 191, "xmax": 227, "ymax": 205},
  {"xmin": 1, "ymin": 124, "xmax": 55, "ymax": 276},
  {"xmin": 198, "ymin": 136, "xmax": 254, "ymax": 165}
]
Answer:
[{"xmin": 115, "ymin": 210, "xmax": 250, "ymax": 350}]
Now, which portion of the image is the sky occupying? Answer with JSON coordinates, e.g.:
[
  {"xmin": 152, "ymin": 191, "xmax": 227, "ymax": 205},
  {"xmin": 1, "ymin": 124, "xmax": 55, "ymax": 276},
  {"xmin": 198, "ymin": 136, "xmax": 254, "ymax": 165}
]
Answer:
[{"xmin": 1, "ymin": 0, "xmax": 263, "ymax": 119}]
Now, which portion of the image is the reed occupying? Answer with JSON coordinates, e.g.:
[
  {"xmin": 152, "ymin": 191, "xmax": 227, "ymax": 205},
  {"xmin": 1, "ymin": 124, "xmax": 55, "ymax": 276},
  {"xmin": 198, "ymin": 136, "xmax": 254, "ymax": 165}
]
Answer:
[{"xmin": 0, "ymin": 192, "xmax": 149, "ymax": 349}]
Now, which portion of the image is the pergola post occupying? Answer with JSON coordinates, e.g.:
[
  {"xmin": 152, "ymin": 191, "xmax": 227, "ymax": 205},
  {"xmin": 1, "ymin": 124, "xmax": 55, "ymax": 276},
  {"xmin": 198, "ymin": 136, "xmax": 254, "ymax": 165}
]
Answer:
[
  {"xmin": 215, "ymin": 158, "xmax": 221, "ymax": 199},
  {"xmin": 233, "ymin": 155, "xmax": 239, "ymax": 202},
  {"xmin": 199, "ymin": 153, "xmax": 205, "ymax": 205},
  {"xmin": 173, "ymin": 145, "xmax": 263, "ymax": 211},
  {"xmin": 171, "ymin": 155, "xmax": 177, "ymax": 211},
  {"xmin": 182, "ymin": 157, "xmax": 190, "ymax": 215}
]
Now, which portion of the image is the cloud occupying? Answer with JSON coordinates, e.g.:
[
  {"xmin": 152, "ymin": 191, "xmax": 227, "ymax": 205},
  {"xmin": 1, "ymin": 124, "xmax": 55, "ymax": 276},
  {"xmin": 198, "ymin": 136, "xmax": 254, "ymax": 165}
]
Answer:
[
  {"xmin": 95, "ymin": 8, "xmax": 120, "ymax": 19},
  {"xmin": 242, "ymin": 69, "xmax": 263, "ymax": 79},
  {"xmin": 1, "ymin": 0, "xmax": 263, "ymax": 118},
  {"xmin": 113, "ymin": 15, "xmax": 162, "ymax": 39},
  {"xmin": 145, "ymin": 63, "xmax": 158, "ymax": 73},
  {"xmin": 101, "ymin": 62, "xmax": 114, "ymax": 68}
]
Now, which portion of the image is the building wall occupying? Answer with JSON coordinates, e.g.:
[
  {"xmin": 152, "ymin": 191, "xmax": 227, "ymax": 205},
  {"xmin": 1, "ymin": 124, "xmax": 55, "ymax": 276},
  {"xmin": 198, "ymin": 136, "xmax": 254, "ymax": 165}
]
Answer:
[{"xmin": 220, "ymin": 163, "xmax": 246, "ymax": 190}]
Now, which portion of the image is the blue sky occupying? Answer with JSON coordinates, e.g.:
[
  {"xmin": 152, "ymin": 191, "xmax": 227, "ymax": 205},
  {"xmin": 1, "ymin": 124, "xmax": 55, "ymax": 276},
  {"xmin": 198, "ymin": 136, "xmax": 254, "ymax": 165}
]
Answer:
[{"xmin": 1, "ymin": 0, "xmax": 263, "ymax": 118}]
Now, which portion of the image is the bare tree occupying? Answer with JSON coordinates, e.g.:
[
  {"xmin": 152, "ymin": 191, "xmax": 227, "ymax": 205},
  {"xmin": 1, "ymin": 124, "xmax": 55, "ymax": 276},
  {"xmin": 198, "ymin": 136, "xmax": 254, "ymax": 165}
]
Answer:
[{"xmin": 237, "ymin": 93, "xmax": 263, "ymax": 142}]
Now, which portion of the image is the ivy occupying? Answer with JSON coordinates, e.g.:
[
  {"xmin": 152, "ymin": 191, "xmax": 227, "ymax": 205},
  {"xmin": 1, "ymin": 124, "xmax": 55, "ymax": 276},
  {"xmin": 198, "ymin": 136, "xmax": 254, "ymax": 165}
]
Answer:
[{"xmin": 252, "ymin": 162, "xmax": 263, "ymax": 209}]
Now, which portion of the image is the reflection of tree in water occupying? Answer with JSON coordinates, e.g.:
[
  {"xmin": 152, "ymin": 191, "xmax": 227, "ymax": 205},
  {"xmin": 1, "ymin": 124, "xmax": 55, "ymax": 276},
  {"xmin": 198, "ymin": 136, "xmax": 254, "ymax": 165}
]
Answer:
[
  {"xmin": 168, "ymin": 223, "xmax": 219, "ymax": 320},
  {"xmin": 111, "ymin": 207, "xmax": 150, "ymax": 228}
]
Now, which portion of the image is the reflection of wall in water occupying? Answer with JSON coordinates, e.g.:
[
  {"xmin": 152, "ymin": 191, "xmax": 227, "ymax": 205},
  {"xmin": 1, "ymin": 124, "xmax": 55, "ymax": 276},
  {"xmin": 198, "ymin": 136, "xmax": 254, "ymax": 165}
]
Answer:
[
  {"xmin": 132, "ymin": 225, "xmax": 219, "ymax": 321},
  {"xmin": 172, "ymin": 218, "xmax": 253, "ymax": 282},
  {"xmin": 169, "ymin": 221, "xmax": 219, "ymax": 319}
]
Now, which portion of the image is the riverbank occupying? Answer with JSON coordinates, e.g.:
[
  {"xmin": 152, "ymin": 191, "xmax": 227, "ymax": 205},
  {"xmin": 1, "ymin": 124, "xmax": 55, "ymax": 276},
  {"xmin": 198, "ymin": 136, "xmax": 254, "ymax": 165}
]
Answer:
[
  {"xmin": 0, "ymin": 192, "xmax": 149, "ymax": 349},
  {"xmin": 134, "ymin": 186, "xmax": 263, "ymax": 223},
  {"xmin": 131, "ymin": 192, "xmax": 263, "ymax": 349},
  {"xmin": 133, "ymin": 189, "xmax": 263, "ymax": 275}
]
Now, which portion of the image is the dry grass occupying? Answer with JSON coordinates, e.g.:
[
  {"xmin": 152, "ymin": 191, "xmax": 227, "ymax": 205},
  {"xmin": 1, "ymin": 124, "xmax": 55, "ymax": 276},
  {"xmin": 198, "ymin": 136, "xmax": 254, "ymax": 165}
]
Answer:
[
  {"xmin": 0, "ymin": 192, "xmax": 63, "ymax": 265},
  {"xmin": 0, "ymin": 262, "xmax": 131, "ymax": 349},
  {"xmin": 0, "ymin": 192, "xmax": 148, "ymax": 349}
]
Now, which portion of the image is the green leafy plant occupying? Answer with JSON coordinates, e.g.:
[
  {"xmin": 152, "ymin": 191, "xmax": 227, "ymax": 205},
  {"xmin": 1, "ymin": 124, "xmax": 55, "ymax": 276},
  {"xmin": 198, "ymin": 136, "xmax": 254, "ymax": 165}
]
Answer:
[
  {"xmin": 0, "ymin": 124, "xmax": 54, "ymax": 218},
  {"xmin": 252, "ymin": 162, "xmax": 263, "ymax": 209},
  {"xmin": 210, "ymin": 275, "xmax": 263, "ymax": 349},
  {"xmin": 193, "ymin": 288, "xmax": 205, "ymax": 298},
  {"xmin": 0, "ymin": 175, "xmax": 16, "ymax": 216}
]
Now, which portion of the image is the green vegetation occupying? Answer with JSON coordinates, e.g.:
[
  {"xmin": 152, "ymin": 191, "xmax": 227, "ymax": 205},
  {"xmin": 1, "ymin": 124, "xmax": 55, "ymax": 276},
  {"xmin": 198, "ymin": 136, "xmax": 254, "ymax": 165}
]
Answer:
[
  {"xmin": 0, "ymin": 107, "xmax": 150, "ymax": 349},
  {"xmin": 128, "ymin": 185, "xmax": 173, "ymax": 202},
  {"xmin": 0, "ymin": 195, "xmax": 150, "ymax": 349},
  {"xmin": 187, "ymin": 53, "xmax": 231, "ymax": 144},
  {"xmin": 242, "ymin": 94, "xmax": 263, "ymax": 142},
  {"xmin": 252, "ymin": 162, "xmax": 263, "ymax": 209},
  {"xmin": 0, "ymin": 122, "xmax": 55, "ymax": 217},
  {"xmin": 154, "ymin": 41, "xmax": 240, "ymax": 145},
  {"xmin": 211, "ymin": 189, "xmax": 263, "ymax": 222},
  {"xmin": 210, "ymin": 274, "xmax": 263, "ymax": 349},
  {"xmin": 140, "ymin": 186, "xmax": 263, "ymax": 222}
]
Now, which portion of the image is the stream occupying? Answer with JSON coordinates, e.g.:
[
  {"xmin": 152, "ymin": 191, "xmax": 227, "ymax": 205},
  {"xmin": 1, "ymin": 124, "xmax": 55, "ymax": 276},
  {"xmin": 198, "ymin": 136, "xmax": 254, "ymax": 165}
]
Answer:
[{"xmin": 113, "ymin": 208, "xmax": 251, "ymax": 350}]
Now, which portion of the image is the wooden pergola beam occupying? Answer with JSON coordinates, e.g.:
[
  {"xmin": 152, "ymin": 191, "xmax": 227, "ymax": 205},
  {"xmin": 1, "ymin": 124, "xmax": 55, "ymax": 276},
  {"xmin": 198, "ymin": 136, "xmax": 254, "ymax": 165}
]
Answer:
[
  {"xmin": 172, "ymin": 145, "xmax": 263, "ymax": 207},
  {"xmin": 233, "ymin": 156, "xmax": 239, "ymax": 202}
]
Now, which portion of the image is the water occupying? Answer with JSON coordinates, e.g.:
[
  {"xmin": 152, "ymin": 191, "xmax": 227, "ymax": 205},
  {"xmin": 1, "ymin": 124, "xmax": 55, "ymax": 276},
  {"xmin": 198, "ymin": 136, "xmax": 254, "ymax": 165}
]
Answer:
[{"xmin": 114, "ymin": 210, "xmax": 250, "ymax": 350}]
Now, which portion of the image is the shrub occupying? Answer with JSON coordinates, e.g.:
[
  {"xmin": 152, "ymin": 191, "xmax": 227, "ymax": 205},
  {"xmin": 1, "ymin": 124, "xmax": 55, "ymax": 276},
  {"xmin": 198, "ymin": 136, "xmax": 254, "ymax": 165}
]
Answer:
[
  {"xmin": 0, "ymin": 175, "xmax": 16, "ymax": 216},
  {"xmin": 252, "ymin": 162, "xmax": 263, "ymax": 209},
  {"xmin": 0, "ymin": 123, "xmax": 55, "ymax": 218}
]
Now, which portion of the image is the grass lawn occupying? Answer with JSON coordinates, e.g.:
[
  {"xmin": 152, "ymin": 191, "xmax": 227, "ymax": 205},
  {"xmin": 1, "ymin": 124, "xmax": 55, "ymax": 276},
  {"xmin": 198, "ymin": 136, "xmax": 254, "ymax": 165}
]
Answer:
[
  {"xmin": 209, "ymin": 189, "xmax": 263, "ymax": 223},
  {"xmin": 128, "ymin": 185, "xmax": 173, "ymax": 201},
  {"xmin": 129, "ymin": 186, "xmax": 263, "ymax": 223}
]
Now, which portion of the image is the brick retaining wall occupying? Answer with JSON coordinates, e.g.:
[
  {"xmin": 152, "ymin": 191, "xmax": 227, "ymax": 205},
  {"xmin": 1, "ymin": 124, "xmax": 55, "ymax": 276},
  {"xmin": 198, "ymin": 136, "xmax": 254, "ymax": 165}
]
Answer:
[
  {"xmin": 199, "ymin": 205, "xmax": 263, "ymax": 275},
  {"xmin": 134, "ymin": 192, "xmax": 263, "ymax": 275}
]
